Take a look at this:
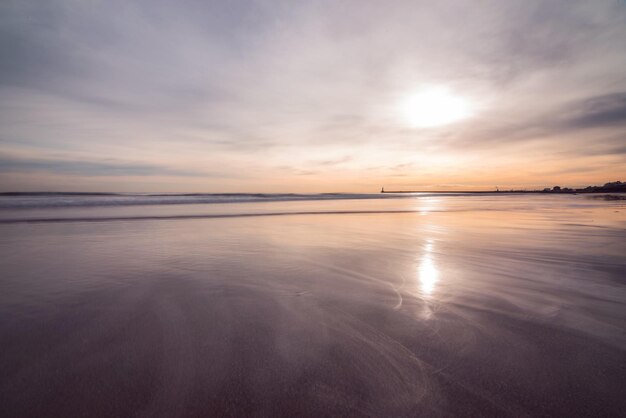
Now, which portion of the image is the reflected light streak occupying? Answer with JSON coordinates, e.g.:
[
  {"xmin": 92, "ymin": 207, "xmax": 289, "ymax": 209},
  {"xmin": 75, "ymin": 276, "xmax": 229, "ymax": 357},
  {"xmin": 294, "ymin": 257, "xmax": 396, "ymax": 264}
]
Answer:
[
  {"xmin": 418, "ymin": 241, "xmax": 439, "ymax": 296},
  {"xmin": 417, "ymin": 198, "xmax": 440, "ymax": 215}
]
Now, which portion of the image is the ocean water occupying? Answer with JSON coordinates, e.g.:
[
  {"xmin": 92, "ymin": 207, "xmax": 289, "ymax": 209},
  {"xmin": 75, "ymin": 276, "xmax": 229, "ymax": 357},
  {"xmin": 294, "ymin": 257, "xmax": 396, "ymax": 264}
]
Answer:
[{"xmin": 0, "ymin": 193, "xmax": 625, "ymax": 416}]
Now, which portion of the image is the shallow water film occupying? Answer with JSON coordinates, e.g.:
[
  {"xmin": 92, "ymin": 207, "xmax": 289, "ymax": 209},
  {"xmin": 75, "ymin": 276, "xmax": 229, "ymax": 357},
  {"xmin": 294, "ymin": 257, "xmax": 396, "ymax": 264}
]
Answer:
[{"xmin": 1, "ymin": 194, "xmax": 625, "ymax": 416}]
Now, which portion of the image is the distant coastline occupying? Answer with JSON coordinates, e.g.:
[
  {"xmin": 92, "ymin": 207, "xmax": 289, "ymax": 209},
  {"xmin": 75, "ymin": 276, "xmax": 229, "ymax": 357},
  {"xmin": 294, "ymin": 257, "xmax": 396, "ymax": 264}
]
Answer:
[
  {"xmin": 1, "ymin": 181, "xmax": 624, "ymax": 197},
  {"xmin": 380, "ymin": 181, "xmax": 626, "ymax": 194}
]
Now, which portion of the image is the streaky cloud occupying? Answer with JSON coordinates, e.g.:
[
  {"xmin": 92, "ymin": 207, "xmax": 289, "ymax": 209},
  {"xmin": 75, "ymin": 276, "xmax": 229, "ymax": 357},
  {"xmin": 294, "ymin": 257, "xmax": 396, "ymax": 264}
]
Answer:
[{"xmin": 0, "ymin": 156, "xmax": 216, "ymax": 177}]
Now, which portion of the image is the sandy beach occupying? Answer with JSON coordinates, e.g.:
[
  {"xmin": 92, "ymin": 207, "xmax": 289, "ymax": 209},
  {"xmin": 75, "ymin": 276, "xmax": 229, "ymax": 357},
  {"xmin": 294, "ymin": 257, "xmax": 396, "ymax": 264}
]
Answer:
[{"xmin": 1, "ymin": 193, "xmax": 625, "ymax": 416}]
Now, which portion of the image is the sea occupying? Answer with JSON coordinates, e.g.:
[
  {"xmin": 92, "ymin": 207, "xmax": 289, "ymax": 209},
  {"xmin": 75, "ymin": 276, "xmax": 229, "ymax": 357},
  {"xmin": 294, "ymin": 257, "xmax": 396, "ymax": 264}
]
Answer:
[{"xmin": 1, "ymin": 192, "xmax": 624, "ymax": 416}]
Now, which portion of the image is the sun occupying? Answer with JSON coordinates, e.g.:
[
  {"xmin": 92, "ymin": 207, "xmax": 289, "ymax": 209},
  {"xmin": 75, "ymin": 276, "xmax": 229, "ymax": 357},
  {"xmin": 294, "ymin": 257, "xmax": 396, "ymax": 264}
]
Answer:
[{"xmin": 400, "ymin": 86, "xmax": 472, "ymax": 128}]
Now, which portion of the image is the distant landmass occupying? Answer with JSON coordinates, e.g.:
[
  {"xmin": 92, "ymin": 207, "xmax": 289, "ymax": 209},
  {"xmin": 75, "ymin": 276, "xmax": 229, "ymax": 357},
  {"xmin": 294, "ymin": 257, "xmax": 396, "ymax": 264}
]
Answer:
[
  {"xmin": 381, "ymin": 181, "xmax": 626, "ymax": 194},
  {"xmin": 542, "ymin": 181, "xmax": 626, "ymax": 193}
]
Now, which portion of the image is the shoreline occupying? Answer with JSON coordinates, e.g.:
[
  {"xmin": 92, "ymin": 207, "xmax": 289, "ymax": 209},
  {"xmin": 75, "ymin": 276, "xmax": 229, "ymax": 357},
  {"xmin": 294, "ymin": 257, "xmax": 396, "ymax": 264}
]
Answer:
[{"xmin": 381, "ymin": 190, "xmax": 626, "ymax": 194}]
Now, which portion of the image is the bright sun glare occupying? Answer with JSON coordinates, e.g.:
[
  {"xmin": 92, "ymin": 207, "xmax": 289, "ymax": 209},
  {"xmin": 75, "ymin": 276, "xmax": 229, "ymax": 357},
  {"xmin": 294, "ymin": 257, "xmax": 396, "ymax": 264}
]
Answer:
[{"xmin": 401, "ymin": 86, "xmax": 472, "ymax": 128}]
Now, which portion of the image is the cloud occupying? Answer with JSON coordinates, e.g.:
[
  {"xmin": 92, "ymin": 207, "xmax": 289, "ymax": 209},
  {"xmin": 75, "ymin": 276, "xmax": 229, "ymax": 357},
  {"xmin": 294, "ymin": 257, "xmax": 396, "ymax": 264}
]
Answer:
[
  {"xmin": 1, "ymin": 0, "xmax": 625, "ymax": 191},
  {"xmin": 0, "ymin": 156, "xmax": 213, "ymax": 177},
  {"xmin": 560, "ymin": 92, "xmax": 626, "ymax": 130},
  {"xmin": 439, "ymin": 91, "xmax": 626, "ymax": 155},
  {"xmin": 310, "ymin": 156, "xmax": 352, "ymax": 167}
]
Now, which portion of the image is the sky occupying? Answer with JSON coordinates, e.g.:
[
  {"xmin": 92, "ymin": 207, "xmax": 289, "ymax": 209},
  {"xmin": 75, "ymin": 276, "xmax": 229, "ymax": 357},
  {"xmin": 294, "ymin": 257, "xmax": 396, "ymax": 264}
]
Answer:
[{"xmin": 1, "ymin": 0, "xmax": 625, "ymax": 192}]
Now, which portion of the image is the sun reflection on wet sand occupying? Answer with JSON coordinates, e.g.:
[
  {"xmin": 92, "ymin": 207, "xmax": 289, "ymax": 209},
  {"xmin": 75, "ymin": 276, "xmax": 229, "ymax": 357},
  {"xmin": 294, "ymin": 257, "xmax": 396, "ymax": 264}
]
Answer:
[
  {"xmin": 418, "ymin": 241, "xmax": 439, "ymax": 296},
  {"xmin": 418, "ymin": 197, "xmax": 440, "ymax": 215},
  {"xmin": 415, "ymin": 239, "xmax": 441, "ymax": 320}
]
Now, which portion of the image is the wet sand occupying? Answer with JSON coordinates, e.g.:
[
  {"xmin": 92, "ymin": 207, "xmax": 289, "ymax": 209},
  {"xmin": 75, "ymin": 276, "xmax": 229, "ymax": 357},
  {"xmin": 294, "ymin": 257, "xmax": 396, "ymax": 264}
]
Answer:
[{"xmin": 1, "ymin": 195, "xmax": 625, "ymax": 416}]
